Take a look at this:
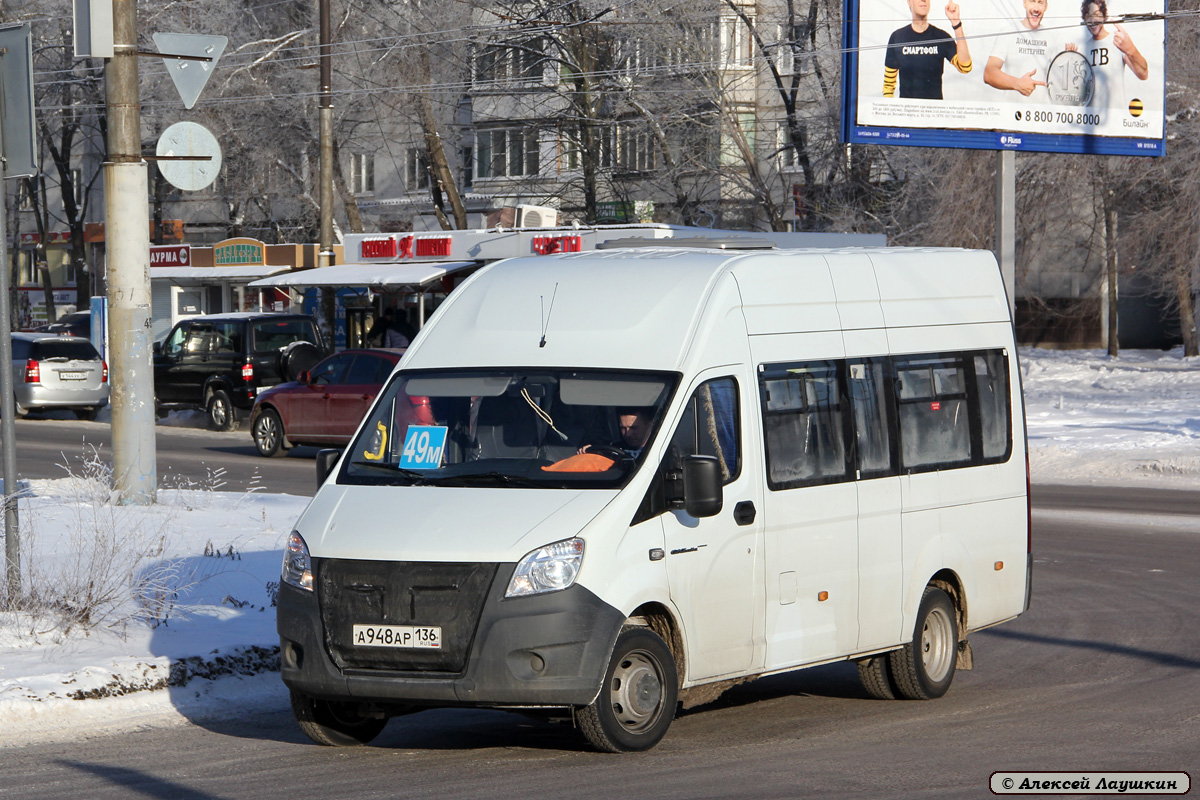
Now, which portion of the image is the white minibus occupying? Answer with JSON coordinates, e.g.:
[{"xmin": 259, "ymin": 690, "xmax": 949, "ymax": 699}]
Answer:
[{"xmin": 277, "ymin": 244, "xmax": 1031, "ymax": 752}]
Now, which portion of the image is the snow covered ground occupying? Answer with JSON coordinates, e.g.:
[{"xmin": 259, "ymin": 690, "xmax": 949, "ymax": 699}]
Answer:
[
  {"xmin": 1, "ymin": 347, "xmax": 1197, "ymax": 748},
  {"xmin": 1023, "ymin": 348, "xmax": 1200, "ymax": 487}
]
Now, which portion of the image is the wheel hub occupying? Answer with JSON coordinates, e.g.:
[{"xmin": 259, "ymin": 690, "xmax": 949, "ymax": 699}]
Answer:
[
  {"xmin": 610, "ymin": 652, "xmax": 662, "ymax": 730},
  {"xmin": 921, "ymin": 606, "xmax": 955, "ymax": 682}
]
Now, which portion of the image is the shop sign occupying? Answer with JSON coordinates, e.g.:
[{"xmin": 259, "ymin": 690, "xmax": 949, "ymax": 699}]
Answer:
[
  {"xmin": 361, "ymin": 237, "xmax": 397, "ymax": 259},
  {"xmin": 213, "ymin": 237, "xmax": 265, "ymax": 266},
  {"xmin": 18, "ymin": 231, "xmax": 71, "ymax": 245},
  {"xmin": 150, "ymin": 245, "xmax": 191, "ymax": 268},
  {"xmin": 532, "ymin": 235, "xmax": 582, "ymax": 255},
  {"xmin": 595, "ymin": 200, "xmax": 655, "ymax": 223},
  {"xmin": 360, "ymin": 235, "xmax": 452, "ymax": 260}
]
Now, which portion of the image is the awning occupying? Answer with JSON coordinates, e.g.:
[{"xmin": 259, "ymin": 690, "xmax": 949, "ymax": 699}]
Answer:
[
  {"xmin": 151, "ymin": 265, "xmax": 291, "ymax": 286},
  {"xmin": 246, "ymin": 261, "xmax": 478, "ymax": 290}
]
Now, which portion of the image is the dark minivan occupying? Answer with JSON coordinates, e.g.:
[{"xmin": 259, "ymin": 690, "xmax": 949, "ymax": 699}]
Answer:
[{"xmin": 154, "ymin": 313, "xmax": 327, "ymax": 430}]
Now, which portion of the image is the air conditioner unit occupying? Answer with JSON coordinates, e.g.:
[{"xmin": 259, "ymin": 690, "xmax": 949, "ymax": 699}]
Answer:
[{"xmin": 515, "ymin": 204, "xmax": 559, "ymax": 228}]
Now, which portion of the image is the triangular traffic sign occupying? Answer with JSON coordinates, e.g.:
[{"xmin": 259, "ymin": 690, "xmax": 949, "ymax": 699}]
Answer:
[{"xmin": 152, "ymin": 32, "xmax": 227, "ymax": 109}]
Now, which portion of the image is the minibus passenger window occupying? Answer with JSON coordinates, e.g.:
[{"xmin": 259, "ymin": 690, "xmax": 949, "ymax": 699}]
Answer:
[
  {"xmin": 848, "ymin": 360, "xmax": 892, "ymax": 476},
  {"xmin": 895, "ymin": 356, "xmax": 970, "ymax": 470},
  {"xmin": 760, "ymin": 362, "xmax": 848, "ymax": 489},
  {"xmin": 974, "ymin": 353, "xmax": 1011, "ymax": 460}
]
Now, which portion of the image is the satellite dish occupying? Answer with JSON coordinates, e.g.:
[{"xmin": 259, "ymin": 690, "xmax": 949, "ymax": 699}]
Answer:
[{"xmin": 156, "ymin": 121, "xmax": 222, "ymax": 192}]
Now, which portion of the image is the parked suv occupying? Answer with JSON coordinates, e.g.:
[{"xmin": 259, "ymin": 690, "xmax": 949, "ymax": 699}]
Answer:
[
  {"xmin": 154, "ymin": 313, "xmax": 327, "ymax": 430},
  {"xmin": 10, "ymin": 332, "xmax": 109, "ymax": 420},
  {"xmin": 34, "ymin": 310, "xmax": 92, "ymax": 338}
]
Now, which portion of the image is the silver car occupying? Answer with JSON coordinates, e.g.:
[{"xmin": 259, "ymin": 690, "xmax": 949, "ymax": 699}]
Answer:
[{"xmin": 10, "ymin": 333, "xmax": 109, "ymax": 420}]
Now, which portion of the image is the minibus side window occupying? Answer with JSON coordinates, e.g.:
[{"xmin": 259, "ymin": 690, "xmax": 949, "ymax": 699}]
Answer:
[
  {"xmin": 669, "ymin": 377, "xmax": 740, "ymax": 483},
  {"xmin": 974, "ymin": 352, "xmax": 1011, "ymax": 461},
  {"xmin": 759, "ymin": 361, "xmax": 850, "ymax": 489},
  {"xmin": 895, "ymin": 355, "xmax": 972, "ymax": 470},
  {"xmin": 848, "ymin": 359, "xmax": 895, "ymax": 478}
]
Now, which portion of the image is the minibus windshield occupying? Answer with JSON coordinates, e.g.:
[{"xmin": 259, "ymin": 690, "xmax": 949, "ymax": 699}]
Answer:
[{"xmin": 341, "ymin": 369, "xmax": 678, "ymax": 488}]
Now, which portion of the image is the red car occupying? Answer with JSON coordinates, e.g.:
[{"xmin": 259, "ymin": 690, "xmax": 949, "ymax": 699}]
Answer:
[{"xmin": 250, "ymin": 349, "xmax": 411, "ymax": 457}]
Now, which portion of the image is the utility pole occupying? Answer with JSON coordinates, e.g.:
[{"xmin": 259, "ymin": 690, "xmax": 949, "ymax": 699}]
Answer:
[
  {"xmin": 1105, "ymin": 190, "xmax": 1119, "ymax": 358},
  {"xmin": 318, "ymin": 0, "xmax": 336, "ymax": 343},
  {"xmin": 104, "ymin": 0, "xmax": 156, "ymax": 504},
  {"xmin": 995, "ymin": 151, "xmax": 1016, "ymax": 320},
  {"xmin": 0, "ymin": 112, "xmax": 19, "ymax": 604}
]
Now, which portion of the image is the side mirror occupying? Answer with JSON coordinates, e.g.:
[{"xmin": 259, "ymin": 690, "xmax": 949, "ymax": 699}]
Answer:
[
  {"xmin": 682, "ymin": 455, "xmax": 723, "ymax": 518},
  {"xmin": 153, "ymin": 341, "xmax": 162, "ymax": 355},
  {"xmin": 298, "ymin": 370, "xmax": 311, "ymax": 385},
  {"xmin": 316, "ymin": 449, "xmax": 342, "ymax": 487}
]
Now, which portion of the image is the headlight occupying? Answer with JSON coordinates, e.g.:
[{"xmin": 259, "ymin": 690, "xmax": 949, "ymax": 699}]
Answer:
[
  {"xmin": 506, "ymin": 538, "xmax": 584, "ymax": 598},
  {"xmin": 282, "ymin": 531, "xmax": 314, "ymax": 592}
]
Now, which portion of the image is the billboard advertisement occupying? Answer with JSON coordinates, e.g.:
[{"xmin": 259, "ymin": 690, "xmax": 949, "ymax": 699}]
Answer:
[{"xmin": 841, "ymin": 0, "xmax": 1166, "ymax": 155}]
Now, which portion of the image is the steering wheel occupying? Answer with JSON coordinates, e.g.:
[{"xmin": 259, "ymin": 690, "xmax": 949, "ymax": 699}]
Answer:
[{"xmin": 585, "ymin": 445, "xmax": 631, "ymax": 462}]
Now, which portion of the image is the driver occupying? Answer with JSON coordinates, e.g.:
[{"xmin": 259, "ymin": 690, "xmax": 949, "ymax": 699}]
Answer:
[
  {"xmin": 581, "ymin": 407, "xmax": 654, "ymax": 458},
  {"xmin": 543, "ymin": 406, "xmax": 656, "ymax": 473}
]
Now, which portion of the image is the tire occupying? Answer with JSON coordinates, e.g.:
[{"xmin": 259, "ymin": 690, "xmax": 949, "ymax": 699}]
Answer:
[
  {"xmin": 207, "ymin": 389, "xmax": 239, "ymax": 431},
  {"xmin": 888, "ymin": 587, "xmax": 958, "ymax": 700},
  {"xmin": 577, "ymin": 626, "xmax": 678, "ymax": 753},
  {"xmin": 289, "ymin": 691, "xmax": 387, "ymax": 747},
  {"xmin": 252, "ymin": 407, "xmax": 288, "ymax": 457},
  {"xmin": 857, "ymin": 654, "xmax": 899, "ymax": 700},
  {"xmin": 74, "ymin": 408, "xmax": 99, "ymax": 421},
  {"xmin": 281, "ymin": 341, "xmax": 322, "ymax": 383}
]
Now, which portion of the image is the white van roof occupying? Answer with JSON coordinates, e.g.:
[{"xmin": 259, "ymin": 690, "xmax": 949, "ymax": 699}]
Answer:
[{"xmin": 399, "ymin": 246, "xmax": 1008, "ymax": 373}]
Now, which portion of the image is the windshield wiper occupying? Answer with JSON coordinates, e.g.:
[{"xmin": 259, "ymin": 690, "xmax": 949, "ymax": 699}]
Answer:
[
  {"xmin": 349, "ymin": 462, "xmax": 438, "ymax": 485},
  {"xmin": 437, "ymin": 471, "xmax": 546, "ymax": 489}
]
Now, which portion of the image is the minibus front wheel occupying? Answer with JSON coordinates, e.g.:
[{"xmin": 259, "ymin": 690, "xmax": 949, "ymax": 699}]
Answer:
[
  {"xmin": 577, "ymin": 626, "xmax": 679, "ymax": 753},
  {"xmin": 290, "ymin": 691, "xmax": 387, "ymax": 746}
]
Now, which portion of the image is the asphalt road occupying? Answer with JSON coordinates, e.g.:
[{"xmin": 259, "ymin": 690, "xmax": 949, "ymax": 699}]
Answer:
[
  {"xmin": 5, "ymin": 416, "xmax": 322, "ymax": 497},
  {"xmin": 0, "ymin": 472, "xmax": 1195, "ymax": 798}
]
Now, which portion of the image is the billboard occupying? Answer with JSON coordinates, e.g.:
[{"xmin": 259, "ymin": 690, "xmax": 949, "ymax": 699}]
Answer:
[{"xmin": 841, "ymin": 0, "xmax": 1166, "ymax": 155}]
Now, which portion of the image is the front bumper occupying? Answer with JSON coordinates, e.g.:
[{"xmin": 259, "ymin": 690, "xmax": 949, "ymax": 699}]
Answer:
[{"xmin": 277, "ymin": 559, "xmax": 625, "ymax": 708}]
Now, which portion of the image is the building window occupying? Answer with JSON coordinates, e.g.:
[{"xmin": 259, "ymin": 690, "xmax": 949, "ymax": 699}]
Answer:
[
  {"xmin": 617, "ymin": 124, "xmax": 657, "ymax": 172},
  {"xmin": 673, "ymin": 123, "xmax": 717, "ymax": 168},
  {"xmin": 721, "ymin": 111, "xmax": 757, "ymax": 165},
  {"xmin": 459, "ymin": 146, "xmax": 473, "ymax": 187},
  {"xmin": 597, "ymin": 127, "xmax": 614, "ymax": 170},
  {"xmin": 477, "ymin": 129, "xmax": 539, "ymax": 179},
  {"xmin": 721, "ymin": 16, "xmax": 754, "ymax": 67},
  {"xmin": 770, "ymin": 25, "xmax": 796, "ymax": 75},
  {"xmin": 71, "ymin": 168, "xmax": 84, "ymax": 208},
  {"xmin": 474, "ymin": 38, "xmax": 546, "ymax": 86},
  {"xmin": 406, "ymin": 148, "xmax": 430, "ymax": 191},
  {"xmin": 777, "ymin": 123, "xmax": 797, "ymax": 169},
  {"xmin": 555, "ymin": 134, "xmax": 577, "ymax": 173},
  {"xmin": 620, "ymin": 39, "xmax": 663, "ymax": 76},
  {"xmin": 350, "ymin": 153, "xmax": 375, "ymax": 195},
  {"xmin": 19, "ymin": 251, "xmax": 37, "ymax": 286}
]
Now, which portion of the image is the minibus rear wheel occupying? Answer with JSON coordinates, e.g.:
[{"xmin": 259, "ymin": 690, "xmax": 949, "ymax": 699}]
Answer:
[
  {"xmin": 578, "ymin": 626, "xmax": 678, "ymax": 753},
  {"xmin": 857, "ymin": 654, "xmax": 899, "ymax": 700},
  {"xmin": 290, "ymin": 691, "xmax": 387, "ymax": 746},
  {"xmin": 889, "ymin": 586, "xmax": 958, "ymax": 700}
]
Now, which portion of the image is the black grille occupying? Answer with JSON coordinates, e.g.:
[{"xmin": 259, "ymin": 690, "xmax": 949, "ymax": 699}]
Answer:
[{"xmin": 317, "ymin": 559, "xmax": 498, "ymax": 673}]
